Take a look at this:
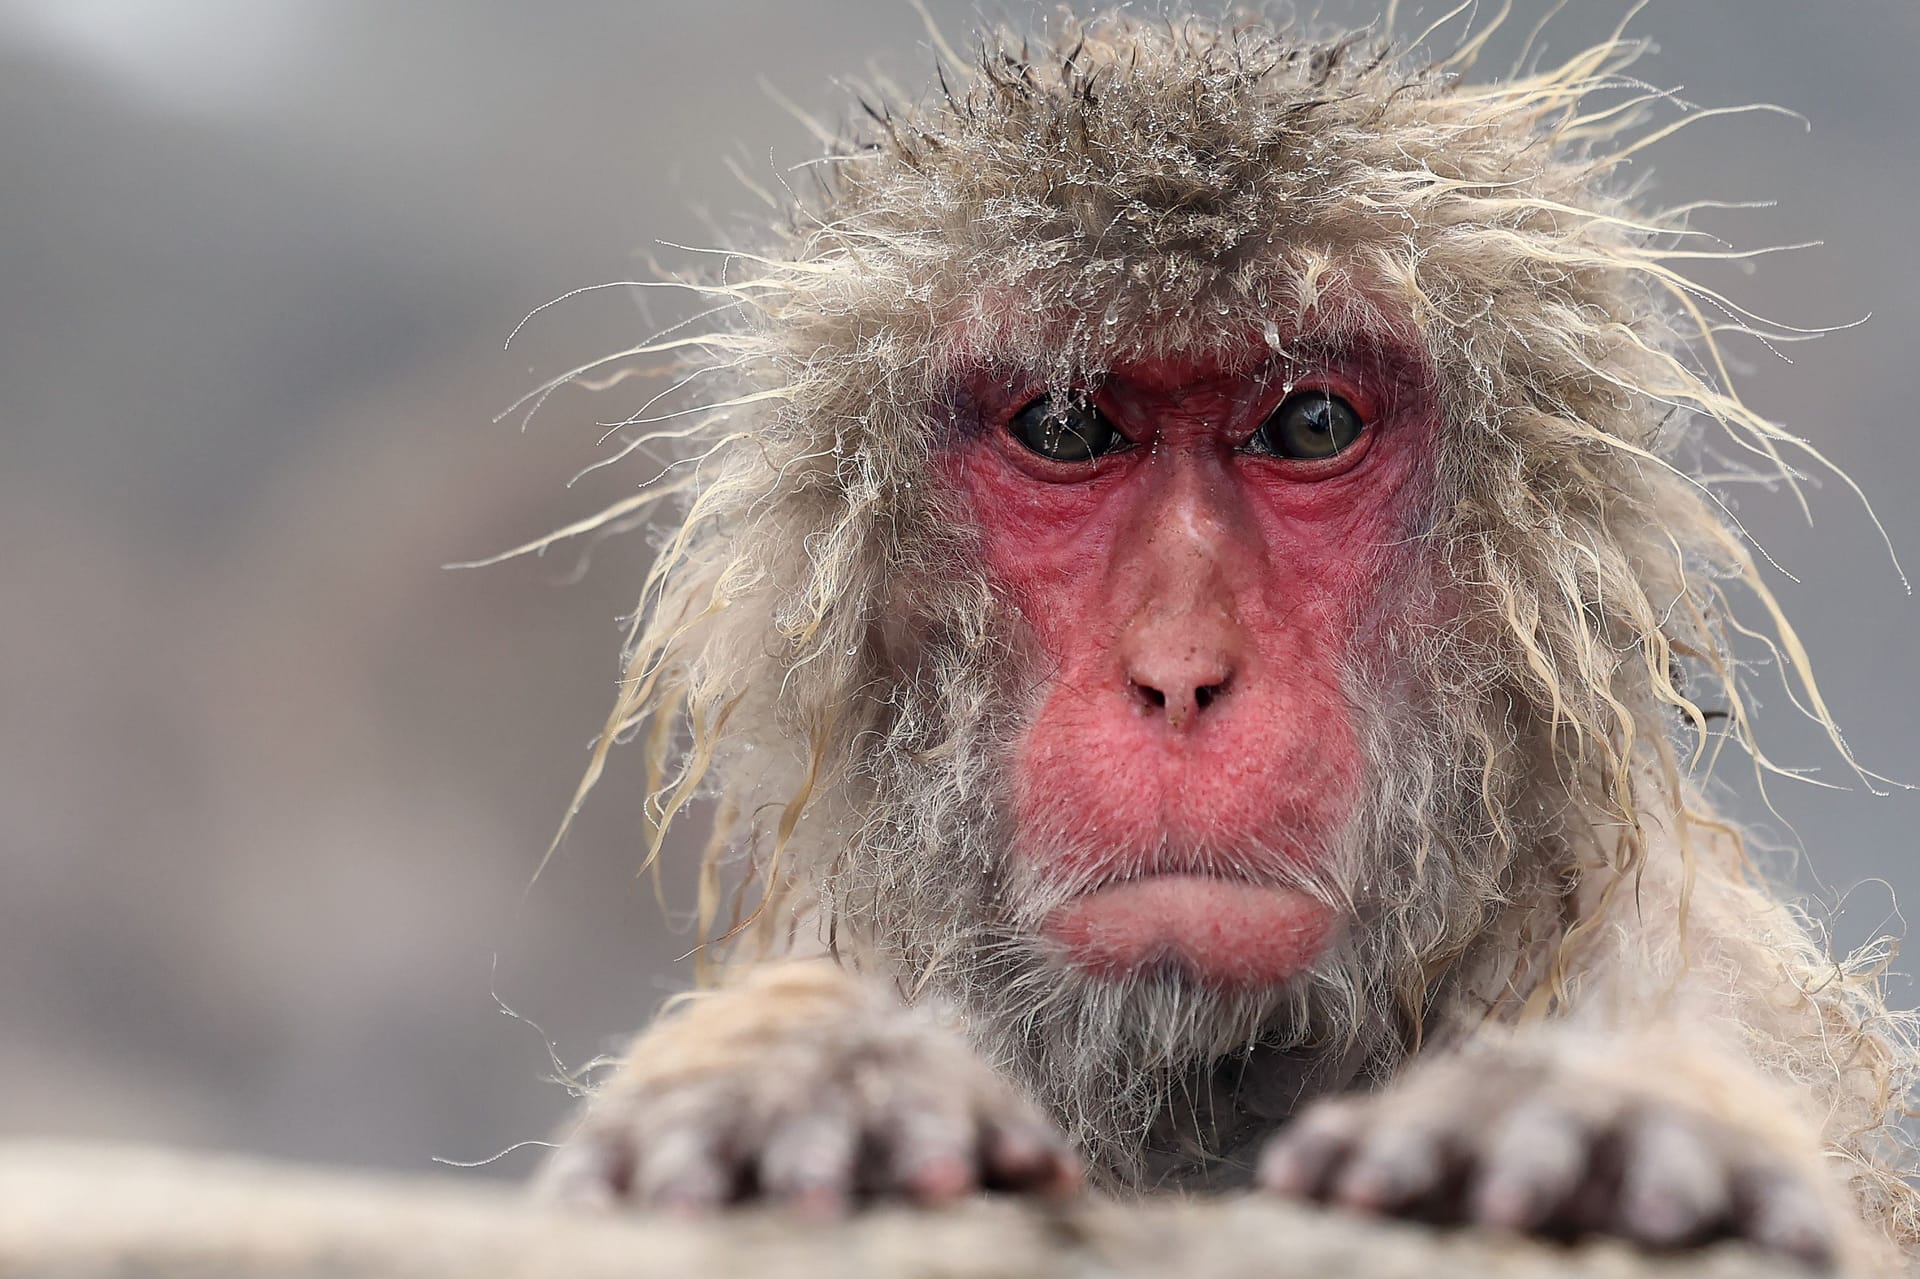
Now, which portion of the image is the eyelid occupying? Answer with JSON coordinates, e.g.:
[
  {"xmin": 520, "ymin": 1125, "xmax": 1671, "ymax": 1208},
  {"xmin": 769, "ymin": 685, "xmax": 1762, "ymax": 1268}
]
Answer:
[
  {"xmin": 1264, "ymin": 370, "xmax": 1378, "ymax": 418},
  {"xmin": 1008, "ymin": 392, "xmax": 1135, "ymax": 447},
  {"xmin": 988, "ymin": 390, "xmax": 1140, "ymax": 479},
  {"xmin": 1230, "ymin": 375, "xmax": 1380, "ymax": 476}
]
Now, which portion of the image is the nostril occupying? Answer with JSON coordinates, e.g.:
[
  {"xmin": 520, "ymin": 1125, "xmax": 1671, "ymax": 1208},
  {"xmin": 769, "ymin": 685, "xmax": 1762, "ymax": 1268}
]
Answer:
[{"xmin": 1130, "ymin": 678, "xmax": 1231, "ymax": 719}]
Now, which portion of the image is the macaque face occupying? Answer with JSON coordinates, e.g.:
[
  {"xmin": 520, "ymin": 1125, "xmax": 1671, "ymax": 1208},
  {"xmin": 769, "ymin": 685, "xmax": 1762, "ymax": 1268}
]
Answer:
[{"xmin": 945, "ymin": 331, "xmax": 1438, "ymax": 991}]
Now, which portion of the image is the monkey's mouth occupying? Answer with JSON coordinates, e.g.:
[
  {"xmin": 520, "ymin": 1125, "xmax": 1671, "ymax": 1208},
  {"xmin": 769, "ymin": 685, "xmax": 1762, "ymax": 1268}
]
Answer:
[{"xmin": 1042, "ymin": 874, "xmax": 1338, "ymax": 989}]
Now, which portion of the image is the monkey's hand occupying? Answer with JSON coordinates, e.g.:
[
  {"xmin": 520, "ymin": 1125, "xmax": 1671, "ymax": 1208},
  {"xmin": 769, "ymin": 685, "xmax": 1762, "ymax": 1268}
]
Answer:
[
  {"xmin": 534, "ymin": 961, "xmax": 1080, "ymax": 1214},
  {"xmin": 1256, "ymin": 1035, "xmax": 1847, "ymax": 1268}
]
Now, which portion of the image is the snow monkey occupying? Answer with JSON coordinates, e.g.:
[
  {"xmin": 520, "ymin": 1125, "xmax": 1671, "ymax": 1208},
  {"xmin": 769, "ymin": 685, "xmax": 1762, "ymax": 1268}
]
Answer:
[{"xmin": 523, "ymin": 8, "xmax": 1920, "ymax": 1271}]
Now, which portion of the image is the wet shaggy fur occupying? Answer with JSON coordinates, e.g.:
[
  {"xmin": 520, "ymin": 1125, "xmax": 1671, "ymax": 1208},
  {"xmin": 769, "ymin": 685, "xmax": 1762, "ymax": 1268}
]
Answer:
[{"xmin": 499, "ymin": 6, "xmax": 1920, "ymax": 1256}]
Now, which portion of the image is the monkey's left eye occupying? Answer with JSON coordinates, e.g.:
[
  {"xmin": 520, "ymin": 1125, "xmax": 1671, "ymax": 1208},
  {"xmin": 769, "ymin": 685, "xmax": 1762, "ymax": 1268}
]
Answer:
[
  {"xmin": 1007, "ymin": 394, "xmax": 1129, "ymax": 463},
  {"xmin": 1248, "ymin": 390, "xmax": 1367, "ymax": 460}
]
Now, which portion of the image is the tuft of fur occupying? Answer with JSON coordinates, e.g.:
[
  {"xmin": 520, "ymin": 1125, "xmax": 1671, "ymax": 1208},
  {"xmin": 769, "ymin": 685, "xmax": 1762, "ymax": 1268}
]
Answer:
[{"xmin": 497, "ymin": 6, "xmax": 1919, "ymax": 1239}]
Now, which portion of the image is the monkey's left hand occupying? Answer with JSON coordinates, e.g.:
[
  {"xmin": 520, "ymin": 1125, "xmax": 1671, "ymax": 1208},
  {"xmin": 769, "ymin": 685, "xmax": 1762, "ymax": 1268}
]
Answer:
[{"xmin": 1256, "ymin": 1043, "xmax": 1843, "ymax": 1267}]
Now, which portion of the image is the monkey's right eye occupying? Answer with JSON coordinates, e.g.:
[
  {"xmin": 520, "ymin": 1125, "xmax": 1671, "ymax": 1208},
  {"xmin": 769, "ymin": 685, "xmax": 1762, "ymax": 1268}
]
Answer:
[{"xmin": 1008, "ymin": 394, "xmax": 1128, "ymax": 463}]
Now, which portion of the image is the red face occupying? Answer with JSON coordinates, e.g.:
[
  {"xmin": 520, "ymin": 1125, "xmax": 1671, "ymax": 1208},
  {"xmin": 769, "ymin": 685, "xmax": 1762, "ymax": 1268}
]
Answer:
[{"xmin": 944, "ymin": 333, "xmax": 1436, "ymax": 990}]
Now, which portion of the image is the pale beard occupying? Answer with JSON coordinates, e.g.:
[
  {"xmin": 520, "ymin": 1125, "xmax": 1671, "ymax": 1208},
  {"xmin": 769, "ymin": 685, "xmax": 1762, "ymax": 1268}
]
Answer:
[{"xmin": 826, "ymin": 626, "xmax": 1532, "ymax": 1182}]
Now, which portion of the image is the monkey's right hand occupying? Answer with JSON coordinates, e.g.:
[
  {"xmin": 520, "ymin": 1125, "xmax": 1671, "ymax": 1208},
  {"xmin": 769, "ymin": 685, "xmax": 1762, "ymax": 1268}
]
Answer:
[{"xmin": 533, "ymin": 961, "xmax": 1082, "ymax": 1214}]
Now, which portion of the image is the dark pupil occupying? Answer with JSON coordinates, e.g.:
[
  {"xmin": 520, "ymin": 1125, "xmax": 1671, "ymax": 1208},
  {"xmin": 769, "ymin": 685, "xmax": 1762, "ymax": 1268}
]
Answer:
[
  {"xmin": 1262, "ymin": 391, "xmax": 1363, "ymax": 459},
  {"xmin": 1010, "ymin": 395, "xmax": 1114, "ymax": 462}
]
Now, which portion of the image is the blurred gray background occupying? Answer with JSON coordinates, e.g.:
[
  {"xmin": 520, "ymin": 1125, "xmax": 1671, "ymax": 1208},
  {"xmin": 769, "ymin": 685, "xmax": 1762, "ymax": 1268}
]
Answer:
[{"xmin": 1, "ymin": 0, "xmax": 1916, "ymax": 1180}]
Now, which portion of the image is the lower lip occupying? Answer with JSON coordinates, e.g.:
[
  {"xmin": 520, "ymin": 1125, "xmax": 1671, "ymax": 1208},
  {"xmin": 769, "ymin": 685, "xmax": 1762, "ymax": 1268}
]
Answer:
[{"xmin": 1043, "ymin": 875, "xmax": 1338, "ymax": 988}]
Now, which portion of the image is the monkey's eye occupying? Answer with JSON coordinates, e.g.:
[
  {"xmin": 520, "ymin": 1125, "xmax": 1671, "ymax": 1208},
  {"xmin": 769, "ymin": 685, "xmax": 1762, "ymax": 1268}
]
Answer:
[
  {"xmin": 1007, "ymin": 394, "xmax": 1127, "ymax": 463},
  {"xmin": 1248, "ymin": 390, "xmax": 1366, "ymax": 460}
]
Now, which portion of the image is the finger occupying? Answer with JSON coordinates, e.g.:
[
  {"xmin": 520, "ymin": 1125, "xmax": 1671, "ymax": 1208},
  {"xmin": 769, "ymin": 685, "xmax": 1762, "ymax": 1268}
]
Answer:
[
  {"xmin": 1469, "ymin": 1096, "xmax": 1589, "ymax": 1232},
  {"xmin": 1258, "ymin": 1102, "xmax": 1365, "ymax": 1201},
  {"xmin": 757, "ymin": 1102, "xmax": 859, "ymax": 1217},
  {"xmin": 1616, "ymin": 1108, "xmax": 1732, "ymax": 1248},
  {"xmin": 1332, "ymin": 1119, "xmax": 1450, "ymax": 1214},
  {"xmin": 533, "ymin": 1124, "xmax": 634, "ymax": 1210},
  {"xmin": 879, "ymin": 1085, "xmax": 980, "ymax": 1203},
  {"xmin": 979, "ymin": 1109, "xmax": 1082, "ymax": 1195},
  {"xmin": 633, "ymin": 1120, "xmax": 737, "ymax": 1213},
  {"xmin": 1737, "ymin": 1168, "xmax": 1839, "ymax": 1270}
]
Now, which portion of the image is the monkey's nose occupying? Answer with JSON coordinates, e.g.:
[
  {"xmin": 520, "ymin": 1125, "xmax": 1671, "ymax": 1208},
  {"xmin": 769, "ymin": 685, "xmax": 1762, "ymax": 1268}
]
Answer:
[{"xmin": 1127, "ymin": 658, "xmax": 1233, "ymax": 731}]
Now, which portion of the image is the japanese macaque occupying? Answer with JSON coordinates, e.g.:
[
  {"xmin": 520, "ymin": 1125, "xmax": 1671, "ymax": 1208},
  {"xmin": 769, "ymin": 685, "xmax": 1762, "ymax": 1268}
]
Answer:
[{"xmin": 520, "ymin": 9, "xmax": 1920, "ymax": 1272}]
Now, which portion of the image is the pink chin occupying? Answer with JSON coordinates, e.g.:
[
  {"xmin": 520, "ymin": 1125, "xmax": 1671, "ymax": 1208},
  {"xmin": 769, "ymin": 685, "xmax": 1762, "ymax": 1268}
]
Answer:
[{"xmin": 1044, "ymin": 876, "xmax": 1337, "ymax": 988}]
